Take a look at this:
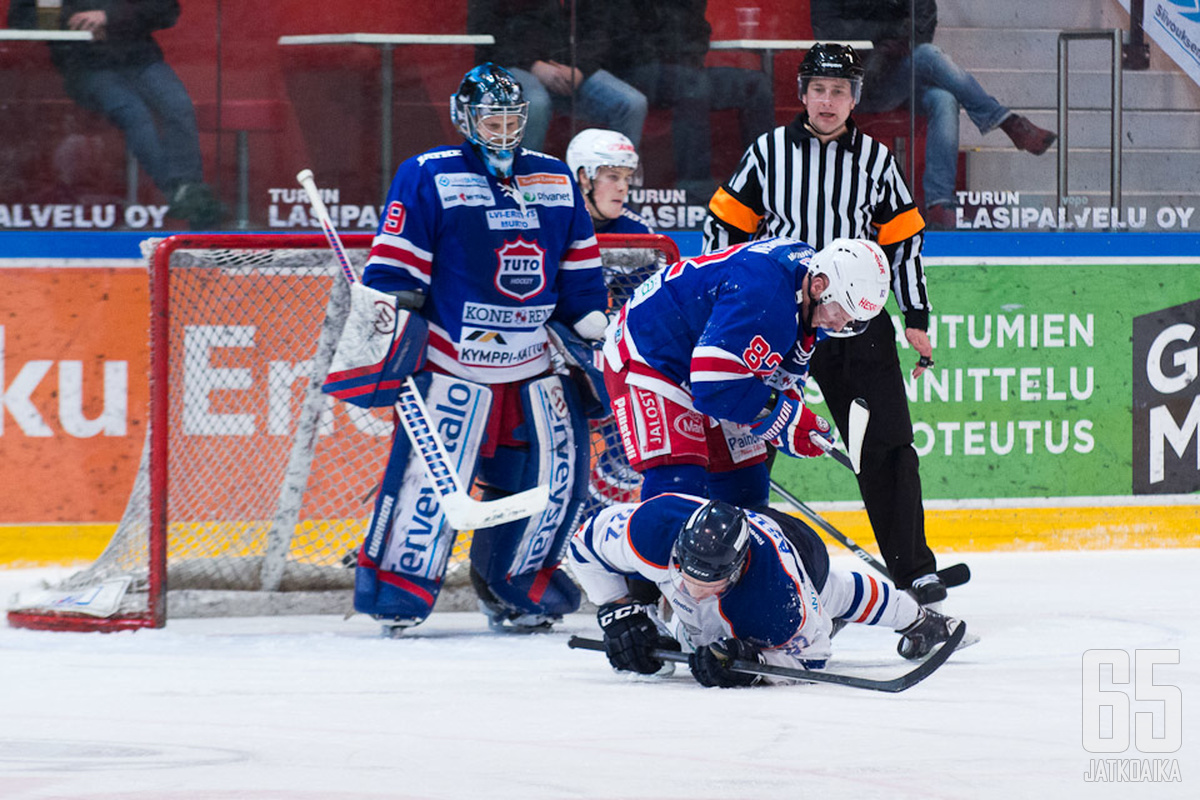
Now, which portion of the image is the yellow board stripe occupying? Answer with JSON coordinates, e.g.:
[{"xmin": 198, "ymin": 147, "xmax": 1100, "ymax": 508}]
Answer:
[
  {"xmin": 803, "ymin": 506, "xmax": 1200, "ymax": 553},
  {"xmin": 2, "ymin": 507, "xmax": 1196, "ymax": 568}
]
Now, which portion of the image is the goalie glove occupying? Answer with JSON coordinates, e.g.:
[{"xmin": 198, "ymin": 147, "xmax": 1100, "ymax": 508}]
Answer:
[
  {"xmin": 688, "ymin": 638, "xmax": 763, "ymax": 688},
  {"xmin": 748, "ymin": 391, "xmax": 832, "ymax": 459},
  {"xmin": 597, "ymin": 601, "xmax": 681, "ymax": 675}
]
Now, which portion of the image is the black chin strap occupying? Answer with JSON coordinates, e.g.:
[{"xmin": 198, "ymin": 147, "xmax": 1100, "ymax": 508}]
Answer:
[{"xmin": 585, "ymin": 181, "xmax": 619, "ymax": 222}]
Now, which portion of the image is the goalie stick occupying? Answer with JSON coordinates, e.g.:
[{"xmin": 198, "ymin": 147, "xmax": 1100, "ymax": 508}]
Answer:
[
  {"xmin": 296, "ymin": 169, "xmax": 549, "ymax": 530},
  {"xmin": 568, "ymin": 622, "xmax": 966, "ymax": 692}
]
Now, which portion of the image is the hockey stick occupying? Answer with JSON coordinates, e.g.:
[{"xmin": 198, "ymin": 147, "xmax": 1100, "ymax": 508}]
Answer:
[
  {"xmin": 807, "ymin": 397, "xmax": 869, "ymax": 474},
  {"xmin": 568, "ymin": 622, "xmax": 966, "ymax": 692},
  {"xmin": 296, "ymin": 169, "xmax": 549, "ymax": 530},
  {"xmin": 768, "ymin": 479, "xmax": 971, "ymax": 589}
]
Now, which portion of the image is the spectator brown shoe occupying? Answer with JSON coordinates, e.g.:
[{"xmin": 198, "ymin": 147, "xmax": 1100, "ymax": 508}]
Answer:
[{"xmin": 1000, "ymin": 114, "xmax": 1057, "ymax": 155}]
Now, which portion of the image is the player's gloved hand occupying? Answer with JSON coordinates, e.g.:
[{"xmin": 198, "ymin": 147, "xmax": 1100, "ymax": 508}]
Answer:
[
  {"xmin": 597, "ymin": 601, "xmax": 680, "ymax": 674},
  {"xmin": 688, "ymin": 638, "xmax": 763, "ymax": 688},
  {"xmin": 766, "ymin": 332, "xmax": 817, "ymax": 393},
  {"xmin": 749, "ymin": 391, "xmax": 832, "ymax": 458}
]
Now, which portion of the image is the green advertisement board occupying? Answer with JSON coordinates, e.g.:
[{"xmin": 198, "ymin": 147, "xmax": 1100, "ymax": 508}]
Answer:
[{"xmin": 773, "ymin": 259, "xmax": 1200, "ymax": 502}]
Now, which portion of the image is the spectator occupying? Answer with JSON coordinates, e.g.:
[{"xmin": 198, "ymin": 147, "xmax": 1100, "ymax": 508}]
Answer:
[
  {"xmin": 603, "ymin": 0, "xmax": 775, "ymax": 199},
  {"xmin": 7, "ymin": 0, "xmax": 221, "ymax": 229},
  {"xmin": 470, "ymin": 0, "xmax": 647, "ymax": 153},
  {"xmin": 811, "ymin": 0, "xmax": 1056, "ymax": 229}
]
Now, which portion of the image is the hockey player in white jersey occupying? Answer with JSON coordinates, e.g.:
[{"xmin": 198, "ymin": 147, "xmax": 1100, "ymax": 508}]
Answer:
[
  {"xmin": 568, "ymin": 495, "xmax": 966, "ymax": 686},
  {"xmin": 602, "ymin": 235, "xmax": 891, "ymax": 509},
  {"xmin": 351, "ymin": 63, "xmax": 610, "ymax": 632}
]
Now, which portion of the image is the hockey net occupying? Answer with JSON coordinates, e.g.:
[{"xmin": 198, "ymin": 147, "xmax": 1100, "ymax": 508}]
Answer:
[{"xmin": 6, "ymin": 232, "xmax": 678, "ymax": 631}]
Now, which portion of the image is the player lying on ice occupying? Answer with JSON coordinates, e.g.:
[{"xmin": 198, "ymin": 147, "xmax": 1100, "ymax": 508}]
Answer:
[{"xmin": 568, "ymin": 495, "xmax": 969, "ymax": 687}]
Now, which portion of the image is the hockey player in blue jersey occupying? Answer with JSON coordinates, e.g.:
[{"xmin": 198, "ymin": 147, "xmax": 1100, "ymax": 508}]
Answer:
[
  {"xmin": 352, "ymin": 63, "xmax": 610, "ymax": 633},
  {"xmin": 565, "ymin": 128, "xmax": 653, "ymax": 238},
  {"xmin": 568, "ymin": 495, "xmax": 966, "ymax": 686},
  {"xmin": 601, "ymin": 235, "xmax": 892, "ymax": 509}
]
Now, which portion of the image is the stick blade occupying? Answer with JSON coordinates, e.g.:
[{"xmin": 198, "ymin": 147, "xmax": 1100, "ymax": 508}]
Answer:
[
  {"xmin": 847, "ymin": 398, "xmax": 869, "ymax": 474},
  {"xmin": 440, "ymin": 484, "xmax": 550, "ymax": 530}
]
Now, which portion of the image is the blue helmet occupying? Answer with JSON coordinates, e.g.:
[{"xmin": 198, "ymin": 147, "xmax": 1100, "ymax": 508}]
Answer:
[
  {"xmin": 673, "ymin": 501, "xmax": 751, "ymax": 584},
  {"xmin": 451, "ymin": 63, "xmax": 529, "ymax": 177}
]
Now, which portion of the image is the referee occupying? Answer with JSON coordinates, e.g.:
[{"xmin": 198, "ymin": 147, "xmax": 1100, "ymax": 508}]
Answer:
[{"xmin": 700, "ymin": 43, "xmax": 945, "ymax": 605}]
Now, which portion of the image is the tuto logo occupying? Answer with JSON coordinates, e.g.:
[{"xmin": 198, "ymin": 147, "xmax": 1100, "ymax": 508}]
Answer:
[{"xmin": 494, "ymin": 238, "xmax": 546, "ymax": 300}]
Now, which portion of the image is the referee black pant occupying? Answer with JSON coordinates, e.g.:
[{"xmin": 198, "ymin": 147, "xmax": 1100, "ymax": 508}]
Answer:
[{"xmin": 809, "ymin": 312, "xmax": 937, "ymax": 589}]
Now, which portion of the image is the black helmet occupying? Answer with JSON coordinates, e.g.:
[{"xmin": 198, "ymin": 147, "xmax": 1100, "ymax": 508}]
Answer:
[
  {"xmin": 673, "ymin": 501, "xmax": 751, "ymax": 584},
  {"xmin": 450, "ymin": 62, "xmax": 528, "ymax": 177},
  {"xmin": 798, "ymin": 43, "xmax": 864, "ymax": 102}
]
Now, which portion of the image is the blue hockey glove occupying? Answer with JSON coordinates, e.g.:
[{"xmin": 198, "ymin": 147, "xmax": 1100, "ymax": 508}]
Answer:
[
  {"xmin": 688, "ymin": 638, "xmax": 763, "ymax": 688},
  {"xmin": 597, "ymin": 601, "xmax": 680, "ymax": 674},
  {"xmin": 749, "ymin": 392, "xmax": 832, "ymax": 458}
]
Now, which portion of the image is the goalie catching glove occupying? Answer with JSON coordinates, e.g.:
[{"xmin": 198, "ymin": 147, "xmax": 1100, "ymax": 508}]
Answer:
[
  {"xmin": 688, "ymin": 638, "xmax": 763, "ymax": 688},
  {"xmin": 749, "ymin": 391, "xmax": 832, "ymax": 458},
  {"xmin": 597, "ymin": 600, "xmax": 680, "ymax": 674}
]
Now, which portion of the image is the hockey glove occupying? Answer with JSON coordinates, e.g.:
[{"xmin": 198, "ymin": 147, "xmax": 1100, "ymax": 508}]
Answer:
[
  {"xmin": 766, "ymin": 333, "xmax": 816, "ymax": 394},
  {"xmin": 748, "ymin": 392, "xmax": 832, "ymax": 458},
  {"xmin": 688, "ymin": 638, "xmax": 763, "ymax": 688},
  {"xmin": 597, "ymin": 601, "xmax": 680, "ymax": 674}
]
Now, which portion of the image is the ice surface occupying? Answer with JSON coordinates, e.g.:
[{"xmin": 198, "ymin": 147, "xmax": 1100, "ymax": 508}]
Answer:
[{"xmin": 1, "ymin": 549, "xmax": 1196, "ymax": 799}]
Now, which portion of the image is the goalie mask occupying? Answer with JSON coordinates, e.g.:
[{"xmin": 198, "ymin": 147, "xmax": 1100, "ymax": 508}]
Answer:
[
  {"xmin": 673, "ymin": 501, "xmax": 751, "ymax": 586},
  {"xmin": 451, "ymin": 63, "xmax": 529, "ymax": 179},
  {"xmin": 798, "ymin": 43, "xmax": 864, "ymax": 103},
  {"xmin": 809, "ymin": 238, "xmax": 891, "ymax": 338}
]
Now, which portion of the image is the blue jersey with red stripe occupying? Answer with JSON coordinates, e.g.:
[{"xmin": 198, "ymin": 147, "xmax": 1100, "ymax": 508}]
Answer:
[
  {"xmin": 593, "ymin": 207, "xmax": 654, "ymax": 236},
  {"xmin": 363, "ymin": 143, "xmax": 607, "ymax": 384},
  {"xmin": 602, "ymin": 237, "xmax": 816, "ymax": 423}
]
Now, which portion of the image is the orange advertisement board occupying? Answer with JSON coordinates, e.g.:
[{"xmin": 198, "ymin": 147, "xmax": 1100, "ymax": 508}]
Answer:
[{"xmin": 1, "ymin": 267, "xmax": 149, "ymax": 523}]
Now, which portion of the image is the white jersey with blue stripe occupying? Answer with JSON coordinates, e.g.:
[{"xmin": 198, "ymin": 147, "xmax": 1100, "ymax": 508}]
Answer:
[
  {"xmin": 362, "ymin": 143, "xmax": 607, "ymax": 384},
  {"xmin": 568, "ymin": 493, "xmax": 834, "ymax": 670},
  {"xmin": 602, "ymin": 236, "xmax": 816, "ymax": 424}
]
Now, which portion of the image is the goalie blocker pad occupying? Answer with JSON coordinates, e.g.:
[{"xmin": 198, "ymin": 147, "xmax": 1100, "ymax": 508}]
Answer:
[
  {"xmin": 546, "ymin": 319, "xmax": 609, "ymax": 419},
  {"xmin": 323, "ymin": 282, "xmax": 428, "ymax": 408},
  {"xmin": 354, "ymin": 372, "xmax": 491, "ymax": 622},
  {"xmin": 469, "ymin": 374, "xmax": 590, "ymax": 620}
]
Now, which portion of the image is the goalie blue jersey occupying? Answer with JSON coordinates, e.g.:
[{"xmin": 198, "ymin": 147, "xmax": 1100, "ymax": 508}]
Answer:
[
  {"xmin": 363, "ymin": 143, "xmax": 607, "ymax": 384},
  {"xmin": 602, "ymin": 236, "xmax": 816, "ymax": 424}
]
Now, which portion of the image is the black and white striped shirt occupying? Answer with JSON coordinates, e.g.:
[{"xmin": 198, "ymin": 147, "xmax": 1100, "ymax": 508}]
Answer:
[{"xmin": 702, "ymin": 115, "xmax": 931, "ymax": 328}]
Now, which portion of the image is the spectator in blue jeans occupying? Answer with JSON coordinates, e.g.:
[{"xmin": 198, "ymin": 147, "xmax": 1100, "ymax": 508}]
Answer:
[
  {"xmin": 471, "ymin": 0, "xmax": 647, "ymax": 153},
  {"xmin": 811, "ymin": 0, "xmax": 1056, "ymax": 229},
  {"xmin": 605, "ymin": 0, "xmax": 775, "ymax": 200},
  {"xmin": 7, "ymin": 0, "xmax": 220, "ymax": 228}
]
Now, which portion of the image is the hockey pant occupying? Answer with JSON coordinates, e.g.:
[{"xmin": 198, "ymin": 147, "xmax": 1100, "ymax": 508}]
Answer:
[
  {"xmin": 468, "ymin": 375, "xmax": 589, "ymax": 621},
  {"xmin": 353, "ymin": 372, "xmax": 490, "ymax": 623}
]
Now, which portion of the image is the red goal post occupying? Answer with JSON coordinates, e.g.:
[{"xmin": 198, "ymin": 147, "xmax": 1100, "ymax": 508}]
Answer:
[{"xmin": 6, "ymin": 232, "xmax": 679, "ymax": 632}]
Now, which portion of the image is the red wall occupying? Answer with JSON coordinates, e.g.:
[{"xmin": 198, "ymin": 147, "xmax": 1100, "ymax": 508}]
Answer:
[{"xmin": 1, "ymin": 1, "xmax": 813, "ymax": 228}]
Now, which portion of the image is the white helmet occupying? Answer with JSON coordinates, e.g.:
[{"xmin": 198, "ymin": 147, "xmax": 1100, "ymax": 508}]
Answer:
[
  {"xmin": 566, "ymin": 128, "xmax": 639, "ymax": 182},
  {"xmin": 810, "ymin": 238, "xmax": 891, "ymax": 337}
]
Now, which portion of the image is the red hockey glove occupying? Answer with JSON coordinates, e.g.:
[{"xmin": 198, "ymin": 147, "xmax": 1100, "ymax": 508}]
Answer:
[{"xmin": 749, "ymin": 392, "xmax": 832, "ymax": 459}]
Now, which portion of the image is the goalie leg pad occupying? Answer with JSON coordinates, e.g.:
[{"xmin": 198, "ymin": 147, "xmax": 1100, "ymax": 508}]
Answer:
[
  {"xmin": 354, "ymin": 372, "xmax": 491, "ymax": 623},
  {"xmin": 469, "ymin": 375, "xmax": 589, "ymax": 620}
]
